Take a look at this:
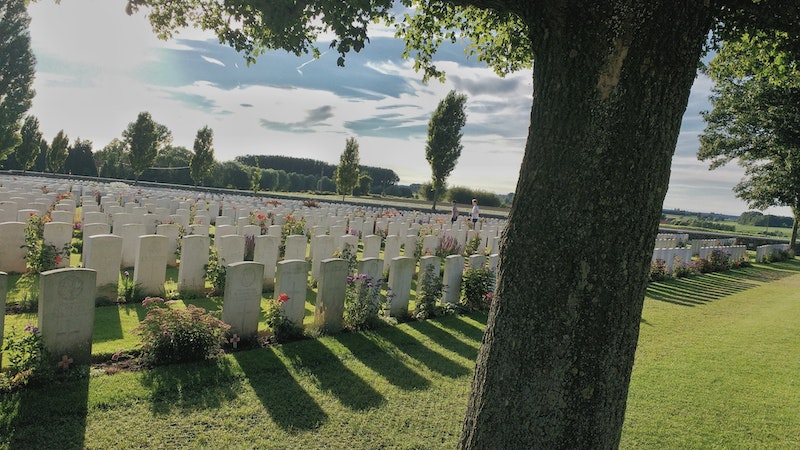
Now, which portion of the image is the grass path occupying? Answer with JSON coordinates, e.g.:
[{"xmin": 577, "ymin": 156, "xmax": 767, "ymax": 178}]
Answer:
[
  {"xmin": 2, "ymin": 261, "xmax": 799, "ymax": 449},
  {"xmin": 623, "ymin": 261, "xmax": 800, "ymax": 449}
]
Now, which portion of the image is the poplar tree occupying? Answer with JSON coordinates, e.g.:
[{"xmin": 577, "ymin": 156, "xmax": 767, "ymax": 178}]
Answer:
[
  {"xmin": 335, "ymin": 137, "xmax": 360, "ymax": 200},
  {"xmin": 426, "ymin": 90, "xmax": 467, "ymax": 210},
  {"xmin": 16, "ymin": 115, "xmax": 42, "ymax": 172},
  {"xmin": 0, "ymin": 0, "xmax": 36, "ymax": 161},
  {"xmin": 190, "ymin": 125, "xmax": 215, "ymax": 186},
  {"xmin": 47, "ymin": 130, "xmax": 69, "ymax": 173}
]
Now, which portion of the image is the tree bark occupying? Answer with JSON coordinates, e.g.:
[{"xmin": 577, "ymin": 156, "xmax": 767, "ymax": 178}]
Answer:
[{"xmin": 459, "ymin": 2, "xmax": 713, "ymax": 448}]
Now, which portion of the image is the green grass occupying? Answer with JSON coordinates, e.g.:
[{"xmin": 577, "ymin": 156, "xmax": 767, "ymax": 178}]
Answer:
[{"xmin": 2, "ymin": 261, "xmax": 800, "ymax": 449}]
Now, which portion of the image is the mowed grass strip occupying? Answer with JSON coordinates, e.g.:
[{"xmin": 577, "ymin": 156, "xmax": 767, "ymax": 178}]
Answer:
[
  {"xmin": 2, "ymin": 261, "xmax": 799, "ymax": 449},
  {"xmin": 622, "ymin": 261, "xmax": 800, "ymax": 449}
]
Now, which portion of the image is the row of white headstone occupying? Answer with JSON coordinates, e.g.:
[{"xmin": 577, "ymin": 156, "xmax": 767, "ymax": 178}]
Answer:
[{"xmin": 0, "ymin": 251, "xmax": 498, "ymax": 370}]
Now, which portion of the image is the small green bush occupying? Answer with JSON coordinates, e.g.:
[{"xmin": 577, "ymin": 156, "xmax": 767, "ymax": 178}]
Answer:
[
  {"xmin": 133, "ymin": 297, "xmax": 230, "ymax": 366},
  {"xmin": 462, "ymin": 265, "xmax": 495, "ymax": 310},
  {"xmin": 649, "ymin": 259, "xmax": 670, "ymax": 282},
  {"xmin": 204, "ymin": 248, "xmax": 226, "ymax": 294},
  {"xmin": 1, "ymin": 324, "xmax": 49, "ymax": 389},
  {"xmin": 414, "ymin": 264, "xmax": 444, "ymax": 320},
  {"xmin": 672, "ymin": 262, "xmax": 697, "ymax": 278},
  {"xmin": 265, "ymin": 293, "xmax": 305, "ymax": 343},
  {"xmin": 344, "ymin": 274, "xmax": 384, "ymax": 330},
  {"xmin": 119, "ymin": 270, "xmax": 141, "ymax": 303}
]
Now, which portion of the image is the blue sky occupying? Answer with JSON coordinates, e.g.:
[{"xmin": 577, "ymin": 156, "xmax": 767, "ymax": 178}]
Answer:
[{"xmin": 26, "ymin": 0, "xmax": 789, "ymax": 217}]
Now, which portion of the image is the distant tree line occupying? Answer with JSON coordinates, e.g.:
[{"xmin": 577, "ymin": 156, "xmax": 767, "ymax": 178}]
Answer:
[
  {"xmin": 235, "ymin": 154, "xmax": 400, "ymax": 194},
  {"xmin": 738, "ymin": 211, "xmax": 794, "ymax": 228}
]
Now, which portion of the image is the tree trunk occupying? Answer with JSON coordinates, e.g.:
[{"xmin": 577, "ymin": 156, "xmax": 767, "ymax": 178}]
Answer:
[
  {"xmin": 790, "ymin": 207, "xmax": 798, "ymax": 250},
  {"xmin": 459, "ymin": 3, "xmax": 712, "ymax": 448}
]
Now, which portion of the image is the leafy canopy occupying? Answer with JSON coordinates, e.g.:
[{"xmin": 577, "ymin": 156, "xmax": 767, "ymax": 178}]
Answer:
[
  {"xmin": 0, "ymin": 0, "xmax": 36, "ymax": 160},
  {"xmin": 126, "ymin": 0, "xmax": 531, "ymax": 81},
  {"xmin": 699, "ymin": 30, "xmax": 800, "ymax": 243}
]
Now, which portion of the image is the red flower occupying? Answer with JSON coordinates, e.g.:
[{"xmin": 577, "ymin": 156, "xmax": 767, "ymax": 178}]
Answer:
[
  {"xmin": 278, "ymin": 293, "xmax": 290, "ymax": 304},
  {"xmin": 55, "ymin": 255, "xmax": 62, "ymax": 264}
]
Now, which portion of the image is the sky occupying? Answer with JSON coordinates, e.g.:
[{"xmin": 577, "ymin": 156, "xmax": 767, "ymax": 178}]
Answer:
[{"xmin": 25, "ymin": 0, "xmax": 791, "ymax": 217}]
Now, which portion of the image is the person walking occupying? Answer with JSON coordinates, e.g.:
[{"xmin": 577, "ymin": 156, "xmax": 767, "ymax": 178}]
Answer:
[
  {"xmin": 470, "ymin": 198, "xmax": 479, "ymax": 226},
  {"xmin": 451, "ymin": 200, "xmax": 459, "ymax": 223}
]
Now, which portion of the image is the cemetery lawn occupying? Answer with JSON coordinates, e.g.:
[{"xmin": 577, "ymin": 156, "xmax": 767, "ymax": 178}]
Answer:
[{"xmin": 1, "ymin": 261, "xmax": 799, "ymax": 449}]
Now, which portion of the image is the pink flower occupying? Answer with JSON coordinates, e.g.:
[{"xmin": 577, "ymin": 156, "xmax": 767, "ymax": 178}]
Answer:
[{"xmin": 278, "ymin": 293, "xmax": 290, "ymax": 304}]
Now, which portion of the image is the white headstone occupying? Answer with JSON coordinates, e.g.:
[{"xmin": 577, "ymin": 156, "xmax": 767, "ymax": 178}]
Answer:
[
  {"xmin": 38, "ymin": 268, "xmax": 97, "ymax": 365},
  {"xmin": 223, "ymin": 261, "xmax": 265, "ymax": 340},
  {"xmin": 133, "ymin": 235, "xmax": 169, "ymax": 297},
  {"xmin": 314, "ymin": 258, "xmax": 348, "ymax": 333},
  {"xmin": 275, "ymin": 259, "xmax": 309, "ymax": 326}
]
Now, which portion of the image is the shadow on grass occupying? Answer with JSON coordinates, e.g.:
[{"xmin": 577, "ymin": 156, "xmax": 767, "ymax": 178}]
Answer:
[
  {"xmin": 380, "ymin": 326, "xmax": 471, "ymax": 378},
  {"xmin": 280, "ymin": 339, "xmax": 386, "ymax": 411},
  {"xmin": 431, "ymin": 313, "xmax": 487, "ymax": 344},
  {"xmin": 332, "ymin": 331, "xmax": 431, "ymax": 391},
  {"xmin": 233, "ymin": 348, "xmax": 328, "ymax": 432},
  {"xmin": 141, "ymin": 358, "xmax": 239, "ymax": 415},
  {"xmin": 0, "ymin": 370, "xmax": 90, "ymax": 449},
  {"xmin": 92, "ymin": 304, "xmax": 125, "ymax": 342},
  {"xmin": 406, "ymin": 320, "xmax": 480, "ymax": 362},
  {"xmin": 646, "ymin": 261, "xmax": 800, "ymax": 306}
]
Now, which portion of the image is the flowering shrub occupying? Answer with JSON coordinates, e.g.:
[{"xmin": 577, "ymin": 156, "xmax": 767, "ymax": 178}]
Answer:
[
  {"xmin": 414, "ymin": 264, "xmax": 444, "ymax": 320},
  {"xmin": 709, "ymin": 249, "xmax": 732, "ymax": 272},
  {"xmin": 72, "ymin": 221, "xmax": 83, "ymax": 240},
  {"xmin": 344, "ymin": 274, "xmax": 384, "ymax": 330},
  {"xmin": 1, "ymin": 323, "xmax": 49, "ymax": 389},
  {"xmin": 22, "ymin": 213, "xmax": 70, "ymax": 273},
  {"xmin": 436, "ymin": 234, "xmax": 462, "ymax": 258},
  {"xmin": 133, "ymin": 297, "xmax": 230, "ymax": 366},
  {"xmin": 649, "ymin": 259, "xmax": 670, "ymax": 282},
  {"xmin": 763, "ymin": 249, "xmax": 793, "ymax": 263},
  {"xmin": 265, "ymin": 293, "xmax": 304, "ymax": 342},
  {"xmin": 205, "ymin": 248, "xmax": 226, "ymax": 294},
  {"xmin": 672, "ymin": 261, "xmax": 697, "ymax": 278},
  {"xmin": 250, "ymin": 212, "xmax": 271, "ymax": 234},
  {"xmin": 119, "ymin": 270, "xmax": 140, "ymax": 303},
  {"xmin": 462, "ymin": 266, "xmax": 495, "ymax": 310},
  {"xmin": 334, "ymin": 243, "xmax": 359, "ymax": 275},
  {"xmin": 280, "ymin": 215, "xmax": 307, "ymax": 257},
  {"xmin": 463, "ymin": 235, "xmax": 482, "ymax": 256}
]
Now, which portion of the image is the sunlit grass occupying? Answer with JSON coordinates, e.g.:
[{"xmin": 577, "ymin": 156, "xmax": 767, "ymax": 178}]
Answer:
[{"xmin": 2, "ymin": 260, "xmax": 799, "ymax": 448}]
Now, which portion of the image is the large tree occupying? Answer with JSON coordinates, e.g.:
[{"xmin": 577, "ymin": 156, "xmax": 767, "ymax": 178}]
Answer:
[
  {"xmin": 64, "ymin": 138, "xmax": 98, "ymax": 176},
  {"xmin": 335, "ymin": 137, "xmax": 360, "ymax": 200},
  {"xmin": 47, "ymin": 130, "xmax": 69, "ymax": 173},
  {"xmin": 698, "ymin": 31, "xmax": 800, "ymax": 247},
  {"xmin": 95, "ymin": 138, "xmax": 134, "ymax": 180},
  {"xmin": 190, "ymin": 125, "xmax": 215, "ymax": 186},
  {"xmin": 127, "ymin": 0, "xmax": 799, "ymax": 447},
  {"xmin": 147, "ymin": 145, "xmax": 193, "ymax": 184},
  {"xmin": 0, "ymin": 0, "xmax": 36, "ymax": 162},
  {"xmin": 15, "ymin": 115, "xmax": 43, "ymax": 172},
  {"xmin": 122, "ymin": 111, "xmax": 171, "ymax": 181},
  {"xmin": 426, "ymin": 89, "xmax": 467, "ymax": 211}
]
